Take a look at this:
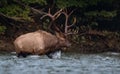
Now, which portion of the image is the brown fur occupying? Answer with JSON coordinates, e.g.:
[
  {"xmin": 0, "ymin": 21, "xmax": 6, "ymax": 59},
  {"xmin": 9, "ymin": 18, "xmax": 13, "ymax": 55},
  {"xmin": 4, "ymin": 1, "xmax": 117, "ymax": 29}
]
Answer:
[{"xmin": 14, "ymin": 30, "xmax": 71, "ymax": 57}]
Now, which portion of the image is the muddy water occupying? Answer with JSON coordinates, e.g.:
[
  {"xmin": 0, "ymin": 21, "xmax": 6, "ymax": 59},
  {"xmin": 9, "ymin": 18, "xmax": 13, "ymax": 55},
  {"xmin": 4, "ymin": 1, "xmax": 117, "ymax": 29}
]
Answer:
[{"xmin": 0, "ymin": 52, "xmax": 120, "ymax": 74}]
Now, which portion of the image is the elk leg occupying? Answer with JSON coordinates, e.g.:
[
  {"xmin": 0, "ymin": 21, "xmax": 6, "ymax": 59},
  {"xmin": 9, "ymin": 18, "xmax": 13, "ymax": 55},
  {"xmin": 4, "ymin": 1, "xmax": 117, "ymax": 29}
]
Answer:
[{"xmin": 17, "ymin": 52, "xmax": 31, "ymax": 58}]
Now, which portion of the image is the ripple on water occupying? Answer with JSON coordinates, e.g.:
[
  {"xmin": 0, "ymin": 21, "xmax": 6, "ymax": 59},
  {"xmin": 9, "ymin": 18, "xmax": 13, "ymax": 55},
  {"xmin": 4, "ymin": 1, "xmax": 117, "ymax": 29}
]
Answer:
[{"xmin": 0, "ymin": 52, "xmax": 120, "ymax": 74}]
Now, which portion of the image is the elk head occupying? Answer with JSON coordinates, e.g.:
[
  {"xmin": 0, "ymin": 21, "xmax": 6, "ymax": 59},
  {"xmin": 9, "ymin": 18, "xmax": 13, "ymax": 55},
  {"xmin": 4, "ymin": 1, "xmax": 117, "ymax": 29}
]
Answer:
[
  {"xmin": 46, "ymin": 32, "xmax": 71, "ymax": 59},
  {"xmin": 55, "ymin": 32, "xmax": 71, "ymax": 49}
]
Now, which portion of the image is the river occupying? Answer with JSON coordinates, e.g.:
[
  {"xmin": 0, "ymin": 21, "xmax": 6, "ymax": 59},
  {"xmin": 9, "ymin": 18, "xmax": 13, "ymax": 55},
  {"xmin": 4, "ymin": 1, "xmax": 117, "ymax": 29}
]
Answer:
[{"xmin": 0, "ymin": 52, "xmax": 120, "ymax": 74}]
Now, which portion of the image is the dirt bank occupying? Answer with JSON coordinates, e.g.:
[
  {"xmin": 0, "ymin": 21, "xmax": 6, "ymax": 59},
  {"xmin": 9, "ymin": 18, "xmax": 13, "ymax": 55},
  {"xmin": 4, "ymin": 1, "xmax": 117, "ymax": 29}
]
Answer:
[
  {"xmin": 0, "ymin": 33, "xmax": 120, "ymax": 54},
  {"xmin": 0, "ymin": 39, "xmax": 14, "ymax": 53}
]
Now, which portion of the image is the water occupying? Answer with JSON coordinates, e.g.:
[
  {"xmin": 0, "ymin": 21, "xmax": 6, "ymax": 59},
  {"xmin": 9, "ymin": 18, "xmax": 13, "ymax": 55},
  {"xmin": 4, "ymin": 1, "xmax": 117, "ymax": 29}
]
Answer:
[{"xmin": 0, "ymin": 52, "xmax": 120, "ymax": 74}]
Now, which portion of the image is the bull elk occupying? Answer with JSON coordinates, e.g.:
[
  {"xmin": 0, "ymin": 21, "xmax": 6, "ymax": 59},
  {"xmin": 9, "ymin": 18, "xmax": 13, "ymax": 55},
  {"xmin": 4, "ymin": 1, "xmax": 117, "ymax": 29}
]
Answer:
[
  {"xmin": 14, "ymin": 7, "xmax": 76, "ymax": 58},
  {"xmin": 14, "ymin": 30, "xmax": 71, "ymax": 58}
]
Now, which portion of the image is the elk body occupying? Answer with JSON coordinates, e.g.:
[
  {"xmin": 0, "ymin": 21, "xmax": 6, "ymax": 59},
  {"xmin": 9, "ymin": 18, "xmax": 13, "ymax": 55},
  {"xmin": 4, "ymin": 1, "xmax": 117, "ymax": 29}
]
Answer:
[
  {"xmin": 14, "ymin": 30, "xmax": 71, "ymax": 58},
  {"xmin": 13, "ymin": 7, "xmax": 76, "ymax": 58}
]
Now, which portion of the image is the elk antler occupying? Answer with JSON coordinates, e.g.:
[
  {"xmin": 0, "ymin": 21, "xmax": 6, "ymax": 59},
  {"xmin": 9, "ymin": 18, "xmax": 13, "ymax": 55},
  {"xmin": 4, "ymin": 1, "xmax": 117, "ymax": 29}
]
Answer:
[
  {"xmin": 31, "ymin": 8, "xmax": 63, "ymax": 33},
  {"xmin": 28, "ymin": 6, "xmax": 77, "ymax": 36},
  {"xmin": 67, "ymin": 17, "xmax": 76, "ymax": 28},
  {"xmin": 61, "ymin": 9, "xmax": 77, "ymax": 34},
  {"xmin": 40, "ymin": 8, "xmax": 63, "ymax": 21}
]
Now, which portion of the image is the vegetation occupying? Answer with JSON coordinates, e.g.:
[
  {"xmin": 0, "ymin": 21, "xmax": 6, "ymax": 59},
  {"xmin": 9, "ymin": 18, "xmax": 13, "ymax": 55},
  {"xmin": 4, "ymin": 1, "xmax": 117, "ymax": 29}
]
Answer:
[{"xmin": 0, "ymin": 0, "xmax": 120, "ymax": 53}]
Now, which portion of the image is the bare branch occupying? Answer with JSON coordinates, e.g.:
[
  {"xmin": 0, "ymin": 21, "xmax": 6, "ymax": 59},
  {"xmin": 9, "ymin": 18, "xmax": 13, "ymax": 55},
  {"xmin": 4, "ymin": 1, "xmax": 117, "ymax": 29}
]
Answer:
[
  {"xmin": 31, "ymin": 7, "xmax": 47, "ymax": 15},
  {"xmin": 0, "ymin": 13, "xmax": 26, "ymax": 23},
  {"xmin": 64, "ymin": 32, "xmax": 87, "ymax": 36}
]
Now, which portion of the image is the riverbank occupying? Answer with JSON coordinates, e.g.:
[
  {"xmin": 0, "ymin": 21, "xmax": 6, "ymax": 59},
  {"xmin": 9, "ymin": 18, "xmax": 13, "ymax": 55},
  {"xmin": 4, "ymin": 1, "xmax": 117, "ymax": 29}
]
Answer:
[
  {"xmin": 0, "ymin": 39, "xmax": 14, "ymax": 53},
  {"xmin": 67, "ymin": 32, "xmax": 120, "ymax": 53},
  {"xmin": 0, "ymin": 31, "xmax": 120, "ymax": 53}
]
